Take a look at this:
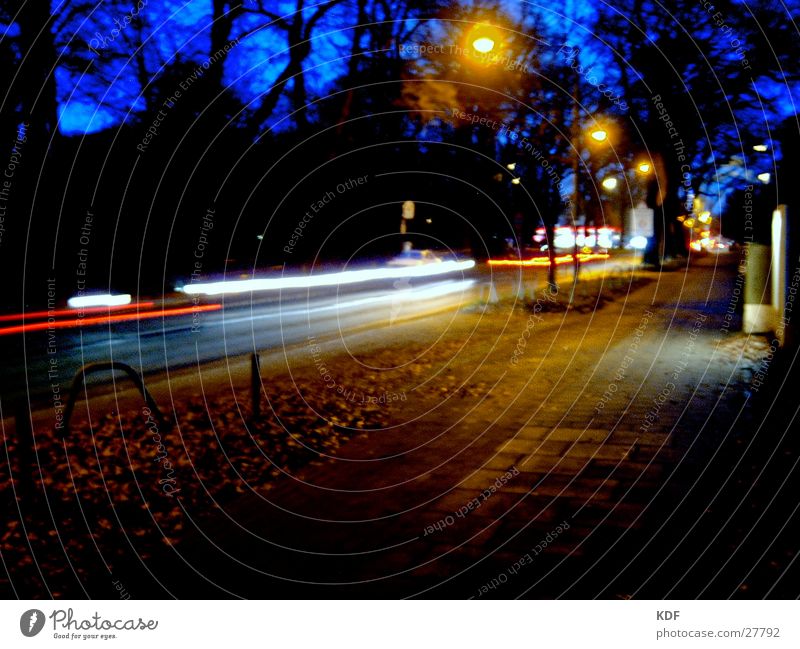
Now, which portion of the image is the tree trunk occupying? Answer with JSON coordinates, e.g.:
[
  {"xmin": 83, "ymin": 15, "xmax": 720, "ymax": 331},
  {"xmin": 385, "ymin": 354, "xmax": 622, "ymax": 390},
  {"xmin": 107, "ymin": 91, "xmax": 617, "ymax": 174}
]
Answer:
[
  {"xmin": 545, "ymin": 219, "xmax": 558, "ymax": 289},
  {"xmin": 208, "ymin": 0, "xmax": 242, "ymax": 90},
  {"xmin": 335, "ymin": 0, "xmax": 369, "ymax": 136},
  {"xmin": 7, "ymin": 1, "xmax": 60, "ymax": 310},
  {"xmin": 250, "ymin": 34, "xmax": 310, "ymax": 129},
  {"xmin": 15, "ymin": 1, "xmax": 59, "ymax": 139}
]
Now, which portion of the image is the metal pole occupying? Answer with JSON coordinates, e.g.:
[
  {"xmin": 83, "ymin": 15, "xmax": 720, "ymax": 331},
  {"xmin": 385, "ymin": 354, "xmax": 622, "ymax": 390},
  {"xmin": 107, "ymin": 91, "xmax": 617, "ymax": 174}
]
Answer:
[
  {"xmin": 13, "ymin": 400, "xmax": 36, "ymax": 505},
  {"xmin": 251, "ymin": 352, "xmax": 261, "ymax": 420},
  {"xmin": 571, "ymin": 58, "xmax": 581, "ymax": 291}
]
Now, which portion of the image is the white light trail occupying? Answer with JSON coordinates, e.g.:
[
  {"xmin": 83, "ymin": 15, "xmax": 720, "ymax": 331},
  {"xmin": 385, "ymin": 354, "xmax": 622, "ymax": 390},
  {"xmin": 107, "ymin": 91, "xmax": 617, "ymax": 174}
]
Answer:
[
  {"xmin": 67, "ymin": 293, "xmax": 132, "ymax": 308},
  {"xmin": 181, "ymin": 260, "xmax": 476, "ymax": 296},
  {"xmin": 216, "ymin": 280, "xmax": 476, "ymax": 327}
]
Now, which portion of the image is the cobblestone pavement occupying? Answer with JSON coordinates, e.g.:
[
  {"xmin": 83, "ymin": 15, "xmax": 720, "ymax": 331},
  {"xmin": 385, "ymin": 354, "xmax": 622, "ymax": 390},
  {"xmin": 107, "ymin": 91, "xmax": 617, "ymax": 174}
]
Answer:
[{"xmin": 86, "ymin": 256, "xmax": 796, "ymax": 599}]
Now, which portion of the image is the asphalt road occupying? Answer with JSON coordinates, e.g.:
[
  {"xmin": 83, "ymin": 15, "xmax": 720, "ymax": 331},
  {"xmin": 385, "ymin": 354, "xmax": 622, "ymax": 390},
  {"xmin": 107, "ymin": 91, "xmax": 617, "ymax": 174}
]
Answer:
[
  {"xmin": 0, "ymin": 255, "xmax": 632, "ymax": 410},
  {"xmin": 0, "ymin": 277, "xmax": 476, "ymax": 408}
]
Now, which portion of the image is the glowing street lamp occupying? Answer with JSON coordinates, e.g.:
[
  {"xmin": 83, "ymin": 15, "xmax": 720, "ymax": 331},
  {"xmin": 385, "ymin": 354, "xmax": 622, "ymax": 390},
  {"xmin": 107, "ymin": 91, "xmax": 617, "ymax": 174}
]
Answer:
[
  {"xmin": 511, "ymin": 177, "xmax": 521, "ymax": 185},
  {"xmin": 698, "ymin": 211, "xmax": 712, "ymax": 224},
  {"xmin": 590, "ymin": 129, "xmax": 608, "ymax": 143},
  {"xmin": 469, "ymin": 24, "xmax": 499, "ymax": 53},
  {"xmin": 753, "ymin": 144, "xmax": 768, "ymax": 152},
  {"xmin": 757, "ymin": 172, "xmax": 771, "ymax": 184},
  {"xmin": 472, "ymin": 36, "xmax": 495, "ymax": 53},
  {"xmin": 601, "ymin": 177, "xmax": 618, "ymax": 190},
  {"xmin": 637, "ymin": 161, "xmax": 652, "ymax": 174},
  {"xmin": 506, "ymin": 162, "xmax": 516, "ymax": 170}
]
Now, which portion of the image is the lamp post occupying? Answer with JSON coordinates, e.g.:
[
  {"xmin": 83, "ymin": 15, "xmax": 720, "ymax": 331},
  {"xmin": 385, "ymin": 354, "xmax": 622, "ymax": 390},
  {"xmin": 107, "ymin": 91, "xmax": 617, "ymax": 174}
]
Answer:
[
  {"xmin": 571, "ymin": 117, "xmax": 610, "ymax": 282},
  {"xmin": 570, "ymin": 69, "xmax": 581, "ymax": 285}
]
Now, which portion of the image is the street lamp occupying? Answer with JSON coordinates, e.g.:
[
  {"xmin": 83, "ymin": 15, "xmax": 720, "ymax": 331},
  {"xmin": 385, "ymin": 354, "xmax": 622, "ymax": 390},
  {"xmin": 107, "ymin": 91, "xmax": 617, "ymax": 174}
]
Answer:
[
  {"xmin": 601, "ymin": 177, "xmax": 618, "ymax": 191},
  {"xmin": 472, "ymin": 36, "xmax": 495, "ymax": 53},
  {"xmin": 570, "ymin": 124, "xmax": 611, "ymax": 279},
  {"xmin": 757, "ymin": 172, "xmax": 771, "ymax": 184},
  {"xmin": 469, "ymin": 24, "xmax": 499, "ymax": 53},
  {"xmin": 506, "ymin": 162, "xmax": 516, "ymax": 171},
  {"xmin": 636, "ymin": 161, "xmax": 652, "ymax": 174},
  {"xmin": 753, "ymin": 144, "xmax": 769, "ymax": 152}
]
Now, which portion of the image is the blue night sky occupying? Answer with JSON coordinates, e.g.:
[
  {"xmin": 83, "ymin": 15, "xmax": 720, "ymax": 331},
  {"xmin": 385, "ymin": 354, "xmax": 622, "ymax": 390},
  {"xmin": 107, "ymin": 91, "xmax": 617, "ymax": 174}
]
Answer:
[
  {"xmin": 31, "ymin": 0, "xmax": 798, "ymax": 136},
  {"xmin": 52, "ymin": 0, "xmax": 353, "ymax": 135}
]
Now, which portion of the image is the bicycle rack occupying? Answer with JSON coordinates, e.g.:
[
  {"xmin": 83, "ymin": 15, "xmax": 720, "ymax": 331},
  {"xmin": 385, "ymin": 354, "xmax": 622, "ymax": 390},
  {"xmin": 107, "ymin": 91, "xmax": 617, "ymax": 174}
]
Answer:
[{"xmin": 59, "ymin": 361, "xmax": 171, "ymax": 436}]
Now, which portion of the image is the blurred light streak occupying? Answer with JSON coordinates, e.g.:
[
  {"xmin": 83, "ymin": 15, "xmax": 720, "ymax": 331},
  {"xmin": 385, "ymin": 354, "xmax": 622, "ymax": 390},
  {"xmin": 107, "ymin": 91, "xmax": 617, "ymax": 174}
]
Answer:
[
  {"xmin": 67, "ymin": 293, "xmax": 132, "ymax": 308},
  {"xmin": 181, "ymin": 260, "xmax": 476, "ymax": 296},
  {"xmin": 488, "ymin": 253, "xmax": 610, "ymax": 267},
  {"xmin": 0, "ymin": 305, "xmax": 221, "ymax": 336},
  {"xmin": 0, "ymin": 302, "xmax": 155, "ymax": 323}
]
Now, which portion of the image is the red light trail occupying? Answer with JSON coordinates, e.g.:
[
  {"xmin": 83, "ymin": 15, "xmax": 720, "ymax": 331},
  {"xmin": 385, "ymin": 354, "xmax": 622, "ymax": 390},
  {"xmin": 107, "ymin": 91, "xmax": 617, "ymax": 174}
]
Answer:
[{"xmin": 0, "ymin": 304, "xmax": 222, "ymax": 336}]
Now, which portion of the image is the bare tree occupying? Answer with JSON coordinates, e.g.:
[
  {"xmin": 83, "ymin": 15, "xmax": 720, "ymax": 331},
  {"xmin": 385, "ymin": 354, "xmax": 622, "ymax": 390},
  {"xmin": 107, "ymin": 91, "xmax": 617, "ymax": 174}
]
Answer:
[
  {"xmin": 241, "ymin": 0, "xmax": 347, "ymax": 130},
  {"xmin": 593, "ymin": 0, "xmax": 793, "ymax": 260}
]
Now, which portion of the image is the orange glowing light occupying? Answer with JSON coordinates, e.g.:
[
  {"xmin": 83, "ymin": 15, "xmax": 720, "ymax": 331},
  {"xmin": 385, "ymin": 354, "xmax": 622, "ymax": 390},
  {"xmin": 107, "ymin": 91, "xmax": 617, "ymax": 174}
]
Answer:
[
  {"xmin": 0, "ymin": 304, "xmax": 222, "ymax": 336},
  {"xmin": 488, "ymin": 253, "xmax": 610, "ymax": 267},
  {"xmin": 0, "ymin": 302, "xmax": 156, "ymax": 323}
]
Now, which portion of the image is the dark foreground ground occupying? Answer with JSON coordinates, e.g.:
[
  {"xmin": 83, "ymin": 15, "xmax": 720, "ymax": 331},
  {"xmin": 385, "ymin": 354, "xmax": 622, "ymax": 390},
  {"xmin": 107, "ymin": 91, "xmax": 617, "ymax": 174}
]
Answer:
[{"xmin": 2, "ymin": 254, "xmax": 798, "ymax": 598}]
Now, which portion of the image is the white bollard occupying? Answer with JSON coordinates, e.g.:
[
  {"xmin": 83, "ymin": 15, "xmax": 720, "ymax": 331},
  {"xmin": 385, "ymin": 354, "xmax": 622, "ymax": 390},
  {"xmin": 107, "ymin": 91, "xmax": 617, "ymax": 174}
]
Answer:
[
  {"xmin": 743, "ymin": 243, "xmax": 774, "ymax": 334},
  {"xmin": 772, "ymin": 206, "xmax": 788, "ymax": 345}
]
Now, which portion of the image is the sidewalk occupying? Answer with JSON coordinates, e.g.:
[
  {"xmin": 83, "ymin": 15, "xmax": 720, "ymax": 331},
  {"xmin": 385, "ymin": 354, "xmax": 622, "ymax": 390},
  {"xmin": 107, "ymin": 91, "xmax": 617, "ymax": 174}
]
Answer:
[
  {"xmin": 150, "ymin": 254, "xmax": 787, "ymax": 598},
  {"xmin": 6, "ymin": 254, "xmax": 792, "ymax": 599}
]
